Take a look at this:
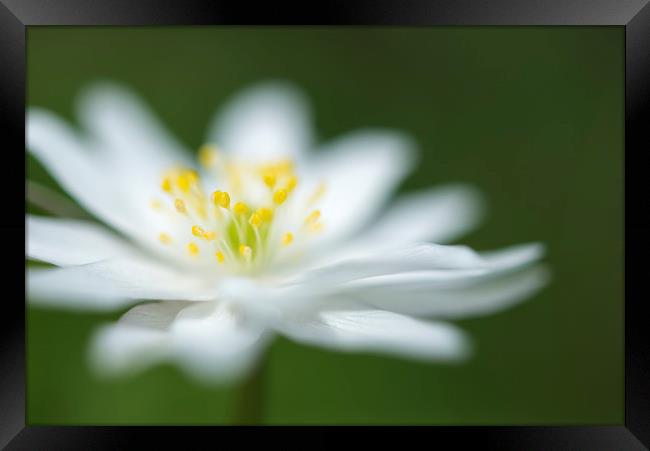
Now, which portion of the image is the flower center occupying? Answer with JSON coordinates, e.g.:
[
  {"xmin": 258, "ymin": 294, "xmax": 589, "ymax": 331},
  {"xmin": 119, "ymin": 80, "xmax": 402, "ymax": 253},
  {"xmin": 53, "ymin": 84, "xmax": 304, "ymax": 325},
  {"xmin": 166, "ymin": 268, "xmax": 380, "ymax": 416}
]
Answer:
[{"xmin": 152, "ymin": 144, "xmax": 325, "ymax": 274}]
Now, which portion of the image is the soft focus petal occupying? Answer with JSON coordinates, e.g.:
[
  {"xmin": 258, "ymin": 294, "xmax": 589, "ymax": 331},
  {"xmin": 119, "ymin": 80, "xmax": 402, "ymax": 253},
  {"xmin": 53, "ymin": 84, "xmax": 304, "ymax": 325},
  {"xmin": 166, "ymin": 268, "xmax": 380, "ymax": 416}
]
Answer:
[
  {"xmin": 169, "ymin": 302, "xmax": 270, "ymax": 382},
  {"xmin": 335, "ymin": 243, "xmax": 544, "ymax": 294},
  {"xmin": 273, "ymin": 309, "xmax": 470, "ymax": 361},
  {"xmin": 206, "ymin": 82, "xmax": 312, "ymax": 161},
  {"xmin": 229, "ymin": 243, "xmax": 545, "ymax": 317},
  {"xmin": 333, "ymin": 245, "xmax": 549, "ymax": 318},
  {"xmin": 298, "ymin": 130, "xmax": 416, "ymax": 246},
  {"xmin": 27, "ymin": 109, "xmax": 138, "ymax": 236},
  {"xmin": 76, "ymin": 84, "xmax": 200, "ymax": 254},
  {"xmin": 27, "ymin": 215, "xmax": 133, "ymax": 266},
  {"xmin": 353, "ymin": 184, "xmax": 485, "ymax": 248},
  {"xmin": 349, "ymin": 265, "xmax": 550, "ymax": 319},
  {"xmin": 27, "ymin": 256, "xmax": 215, "ymax": 311},
  {"xmin": 291, "ymin": 242, "xmax": 487, "ymax": 287},
  {"xmin": 29, "ymin": 94, "xmax": 192, "ymax": 255},
  {"xmin": 77, "ymin": 82, "xmax": 193, "ymax": 172},
  {"xmin": 88, "ymin": 301, "xmax": 189, "ymax": 375},
  {"xmin": 27, "ymin": 267, "xmax": 132, "ymax": 311},
  {"xmin": 91, "ymin": 301, "xmax": 269, "ymax": 383}
]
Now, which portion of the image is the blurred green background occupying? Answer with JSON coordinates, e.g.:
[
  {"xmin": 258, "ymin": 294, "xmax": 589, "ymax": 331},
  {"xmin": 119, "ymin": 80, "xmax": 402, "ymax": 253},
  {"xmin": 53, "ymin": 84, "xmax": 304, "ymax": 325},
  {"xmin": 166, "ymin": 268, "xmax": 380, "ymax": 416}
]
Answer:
[{"xmin": 26, "ymin": 27, "xmax": 623, "ymax": 424}]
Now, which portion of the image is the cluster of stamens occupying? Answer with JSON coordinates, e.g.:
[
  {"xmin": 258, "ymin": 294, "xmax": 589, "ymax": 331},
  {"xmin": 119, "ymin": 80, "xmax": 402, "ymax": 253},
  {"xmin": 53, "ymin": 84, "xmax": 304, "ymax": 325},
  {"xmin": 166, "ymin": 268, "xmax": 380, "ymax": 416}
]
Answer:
[{"xmin": 152, "ymin": 144, "xmax": 325, "ymax": 273}]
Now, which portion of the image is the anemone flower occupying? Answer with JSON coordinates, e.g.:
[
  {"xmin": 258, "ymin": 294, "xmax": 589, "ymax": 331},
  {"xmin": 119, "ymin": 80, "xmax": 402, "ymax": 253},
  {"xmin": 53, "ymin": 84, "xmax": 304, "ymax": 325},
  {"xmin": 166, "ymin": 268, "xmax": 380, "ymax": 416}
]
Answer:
[{"xmin": 26, "ymin": 82, "xmax": 548, "ymax": 385}]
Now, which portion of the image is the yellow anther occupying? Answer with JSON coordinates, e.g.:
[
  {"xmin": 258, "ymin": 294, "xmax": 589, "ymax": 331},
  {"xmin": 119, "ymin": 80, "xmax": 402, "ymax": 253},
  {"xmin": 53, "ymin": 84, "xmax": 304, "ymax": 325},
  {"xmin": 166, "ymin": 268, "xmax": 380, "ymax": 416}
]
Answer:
[
  {"xmin": 158, "ymin": 233, "xmax": 172, "ymax": 244},
  {"xmin": 219, "ymin": 191, "xmax": 230, "ymax": 209},
  {"xmin": 176, "ymin": 174, "xmax": 191, "ymax": 193},
  {"xmin": 282, "ymin": 232, "xmax": 294, "ymax": 246},
  {"xmin": 191, "ymin": 225, "xmax": 205, "ymax": 238},
  {"xmin": 174, "ymin": 199, "xmax": 187, "ymax": 213},
  {"xmin": 203, "ymin": 231, "xmax": 217, "ymax": 241},
  {"xmin": 263, "ymin": 172, "xmax": 277, "ymax": 188},
  {"xmin": 249, "ymin": 213, "xmax": 262, "ymax": 228},
  {"xmin": 273, "ymin": 188, "xmax": 288, "ymax": 205},
  {"xmin": 233, "ymin": 201, "xmax": 250, "ymax": 216},
  {"xmin": 212, "ymin": 191, "xmax": 231, "ymax": 209},
  {"xmin": 258, "ymin": 207, "xmax": 274, "ymax": 223},
  {"xmin": 239, "ymin": 244, "xmax": 252, "ymax": 258},
  {"xmin": 187, "ymin": 242, "xmax": 200, "ymax": 256},
  {"xmin": 185, "ymin": 169, "xmax": 199, "ymax": 183},
  {"xmin": 161, "ymin": 177, "xmax": 173, "ymax": 193},
  {"xmin": 150, "ymin": 199, "xmax": 163, "ymax": 210},
  {"xmin": 198, "ymin": 144, "xmax": 218, "ymax": 168},
  {"xmin": 305, "ymin": 209, "xmax": 321, "ymax": 224},
  {"xmin": 285, "ymin": 175, "xmax": 298, "ymax": 193},
  {"xmin": 215, "ymin": 251, "xmax": 225, "ymax": 264}
]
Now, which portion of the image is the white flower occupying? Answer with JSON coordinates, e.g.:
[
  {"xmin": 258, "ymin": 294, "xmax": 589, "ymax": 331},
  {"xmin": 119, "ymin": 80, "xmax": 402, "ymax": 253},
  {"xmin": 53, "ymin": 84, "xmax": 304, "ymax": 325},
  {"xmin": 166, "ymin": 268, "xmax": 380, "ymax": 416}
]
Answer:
[{"xmin": 26, "ymin": 82, "xmax": 548, "ymax": 384}]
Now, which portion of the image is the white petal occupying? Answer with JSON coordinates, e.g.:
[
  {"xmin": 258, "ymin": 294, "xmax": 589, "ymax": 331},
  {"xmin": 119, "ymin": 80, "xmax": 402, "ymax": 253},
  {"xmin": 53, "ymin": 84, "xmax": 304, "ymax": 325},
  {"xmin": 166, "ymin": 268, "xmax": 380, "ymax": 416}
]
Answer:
[
  {"xmin": 169, "ymin": 303, "xmax": 270, "ymax": 382},
  {"xmin": 29, "ymin": 99, "xmax": 191, "ymax": 255},
  {"xmin": 27, "ymin": 215, "xmax": 133, "ymax": 266},
  {"xmin": 292, "ymin": 242, "xmax": 487, "ymax": 287},
  {"xmin": 27, "ymin": 256, "xmax": 215, "ymax": 311},
  {"xmin": 206, "ymin": 82, "xmax": 312, "ymax": 161},
  {"xmin": 27, "ymin": 267, "xmax": 132, "ymax": 311},
  {"xmin": 88, "ymin": 301, "xmax": 189, "ymax": 375},
  {"xmin": 77, "ymin": 82, "xmax": 192, "ymax": 173},
  {"xmin": 300, "ymin": 130, "xmax": 416, "ymax": 245},
  {"xmin": 273, "ymin": 309, "xmax": 470, "ymax": 361},
  {"xmin": 27, "ymin": 109, "xmax": 138, "ymax": 237},
  {"xmin": 342, "ymin": 265, "xmax": 549, "ymax": 319},
  {"xmin": 354, "ymin": 184, "xmax": 485, "ymax": 248},
  {"xmin": 91, "ymin": 301, "xmax": 269, "ymax": 383},
  {"xmin": 279, "ymin": 243, "xmax": 546, "ymax": 317},
  {"xmin": 335, "ymin": 243, "xmax": 543, "ymax": 292}
]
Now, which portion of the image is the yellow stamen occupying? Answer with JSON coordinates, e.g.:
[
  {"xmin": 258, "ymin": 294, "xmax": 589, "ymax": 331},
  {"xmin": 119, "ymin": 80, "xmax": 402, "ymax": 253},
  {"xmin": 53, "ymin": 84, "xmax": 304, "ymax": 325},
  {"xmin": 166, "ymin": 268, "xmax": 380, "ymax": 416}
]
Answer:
[
  {"xmin": 191, "ymin": 225, "xmax": 205, "ymax": 238},
  {"xmin": 239, "ymin": 244, "xmax": 252, "ymax": 258},
  {"xmin": 187, "ymin": 242, "xmax": 200, "ymax": 256},
  {"xmin": 158, "ymin": 233, "xmax": 172, "ymax": 244},
  {"xmin": 305, "ymin": 209, "xmax": 321, "ymax": 224},
  {"xmin": 199, "ymin": 144, "xmax": 218, "ymax": 168},
  {"xmin": 174, "ymin": 199, "xmax": 187, "ymax": 213},
  {"xmin": 150, "ymin": 199, "xmax": 163, "ymax": 210},
  {"xmin": 212, "ymin": 191, "xmax": 231, "ymax": 209},
  {"xmin": 262, "ymin": 172, "xmax": 277, "ymax": 188},
  {"xmin": 249, "ymin": 213, "xmax": 262, "ymax": 228},
  {"xmin": 215, "ymin": 251, "xmax": 225, "ymax": 264},
  {"xmin": 258, "ymin": 207, "xmax": 274, "ymax": 223},
  {"xmin": 176, "ymin": 174, "xmax": 191, "ymax": 193},
  {"xmin": 185, "ymin": 169, "xmax": 199, "ymax": 183},
  {"xmin": 161, "ymin": 177, "xmax": 173, "ymax": 193},
  {"xmin": 273, "ymin": 188, "xmax": 288, "ymax": 205},
  {"xmin": 203, "ymin": 231, "xmax": 217, "ymax": 241},
  {"xmin": 233, "ymin": 201, "xmax": 250, "ymax": 216},
  {"xmin": 285, "ymin": 175, "xmax": 298, "ymax": 193},
  {"xmin": 282, "ymin": 232, "xmax": 293, "ymax": 246}
]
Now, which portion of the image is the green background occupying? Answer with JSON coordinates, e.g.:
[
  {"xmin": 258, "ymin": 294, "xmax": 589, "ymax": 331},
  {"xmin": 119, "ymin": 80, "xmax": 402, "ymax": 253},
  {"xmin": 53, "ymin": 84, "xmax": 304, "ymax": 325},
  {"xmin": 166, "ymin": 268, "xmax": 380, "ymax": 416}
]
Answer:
[{"xmin": 27, "ymin": 27, "xmax": 624, "ymax": 424}]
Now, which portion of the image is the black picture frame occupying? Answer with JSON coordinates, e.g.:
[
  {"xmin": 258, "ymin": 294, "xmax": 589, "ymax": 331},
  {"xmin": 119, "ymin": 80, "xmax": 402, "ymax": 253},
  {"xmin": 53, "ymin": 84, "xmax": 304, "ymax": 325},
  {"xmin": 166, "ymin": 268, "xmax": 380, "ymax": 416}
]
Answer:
[{"xmin": 3, "ymin": 0, "xmax": 649, "ymax": 448}]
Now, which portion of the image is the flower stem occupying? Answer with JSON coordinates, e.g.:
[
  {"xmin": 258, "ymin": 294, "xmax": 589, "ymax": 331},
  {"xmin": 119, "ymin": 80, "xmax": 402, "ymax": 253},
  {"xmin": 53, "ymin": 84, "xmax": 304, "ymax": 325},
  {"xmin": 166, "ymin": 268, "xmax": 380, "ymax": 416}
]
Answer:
[{"xmin": 231, "ymin": 354, "xmax": 267, "ymax": 425}]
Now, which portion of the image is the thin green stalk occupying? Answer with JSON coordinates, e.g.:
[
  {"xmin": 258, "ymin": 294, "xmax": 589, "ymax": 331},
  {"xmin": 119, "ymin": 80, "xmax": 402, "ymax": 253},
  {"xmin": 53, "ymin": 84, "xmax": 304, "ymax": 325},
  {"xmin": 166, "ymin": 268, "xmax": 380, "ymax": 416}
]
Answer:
[{"xmin": 231, "ymin": 354, "xmax": 267, "ymax": 425}]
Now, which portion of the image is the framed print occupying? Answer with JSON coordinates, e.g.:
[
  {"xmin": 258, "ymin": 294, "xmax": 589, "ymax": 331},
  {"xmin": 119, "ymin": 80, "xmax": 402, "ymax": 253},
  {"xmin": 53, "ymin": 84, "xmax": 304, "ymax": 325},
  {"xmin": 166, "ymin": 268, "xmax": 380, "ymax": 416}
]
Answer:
[{"xmin": 2, "ymin": 0, "xmax": 649, "ymax": 448}]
